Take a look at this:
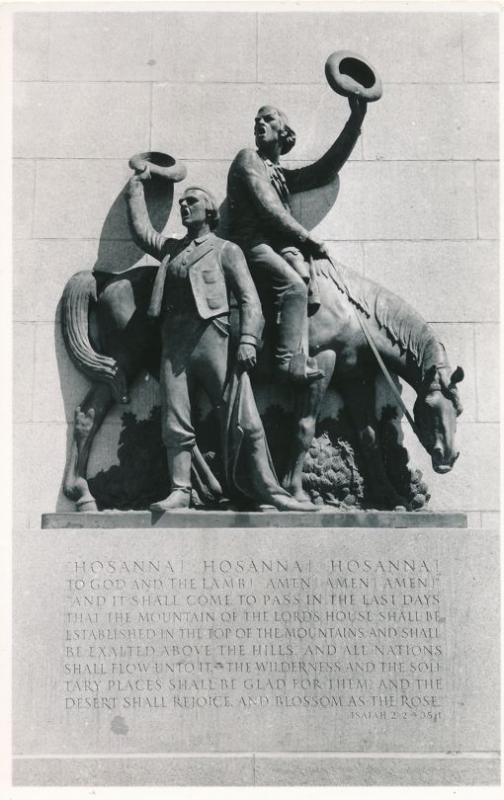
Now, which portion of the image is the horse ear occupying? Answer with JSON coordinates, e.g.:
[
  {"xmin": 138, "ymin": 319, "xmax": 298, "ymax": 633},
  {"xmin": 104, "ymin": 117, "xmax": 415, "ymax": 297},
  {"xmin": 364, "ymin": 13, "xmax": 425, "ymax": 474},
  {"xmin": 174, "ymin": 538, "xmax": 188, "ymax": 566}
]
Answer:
[{"xmin": 450, "ymin": 366, "xmax": 465, "ymax": 385}]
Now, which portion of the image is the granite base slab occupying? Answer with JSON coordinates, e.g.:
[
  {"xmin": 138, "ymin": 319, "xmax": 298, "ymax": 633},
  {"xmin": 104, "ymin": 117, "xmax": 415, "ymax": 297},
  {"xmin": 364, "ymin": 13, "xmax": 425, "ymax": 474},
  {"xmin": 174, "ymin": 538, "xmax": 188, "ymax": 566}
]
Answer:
[
  {"xmin": 13, "ymin": 753, "xmax": 500, "ymax": 786},
  {"xmin": 13, "ymin": 525, "xmax": 498, "ymax": 786},
  {"xmin": 41, "ymin": 509, "xmax": 468, "ymax": 529}
]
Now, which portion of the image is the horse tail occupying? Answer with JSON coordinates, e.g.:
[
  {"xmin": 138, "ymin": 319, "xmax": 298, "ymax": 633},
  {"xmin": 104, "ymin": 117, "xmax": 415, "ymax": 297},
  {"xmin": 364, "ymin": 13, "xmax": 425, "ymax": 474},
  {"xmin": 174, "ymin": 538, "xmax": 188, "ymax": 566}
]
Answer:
[{"xmin": 61, "ymin": 271, "xmax": 129, "ymax": 403}]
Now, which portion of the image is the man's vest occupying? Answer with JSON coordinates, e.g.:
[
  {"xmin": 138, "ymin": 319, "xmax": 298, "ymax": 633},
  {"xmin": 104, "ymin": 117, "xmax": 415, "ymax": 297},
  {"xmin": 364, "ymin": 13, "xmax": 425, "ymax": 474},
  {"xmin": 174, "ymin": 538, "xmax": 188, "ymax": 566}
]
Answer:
[{"xmin": 148, "ymin": 234, "xmax": 229, "ymax": 319}]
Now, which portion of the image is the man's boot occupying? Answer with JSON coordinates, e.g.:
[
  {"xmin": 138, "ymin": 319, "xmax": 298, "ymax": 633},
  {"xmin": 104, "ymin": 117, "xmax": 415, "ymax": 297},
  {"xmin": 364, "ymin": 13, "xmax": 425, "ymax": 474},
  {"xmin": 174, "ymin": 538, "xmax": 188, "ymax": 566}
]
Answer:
[
  {"xmin": 276, "ymin": 284, "xmax": 324, "ymax": 385},
  {"xmin": 150, "ymin": 448, "xmax": 192, "ymax": 511}
]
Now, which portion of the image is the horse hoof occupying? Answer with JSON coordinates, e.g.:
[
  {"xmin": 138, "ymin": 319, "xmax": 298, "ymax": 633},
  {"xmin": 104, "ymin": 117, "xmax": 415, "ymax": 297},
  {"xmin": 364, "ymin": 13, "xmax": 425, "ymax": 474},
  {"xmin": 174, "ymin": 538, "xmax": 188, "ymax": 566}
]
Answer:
[
  {"xmin": 76, "ymin": 498, "xmax": 98, "ymax": 512},
  {"xmin": 293, "ymin": 492, "xmax": 312, "ymax": 504},
  {"xmin": 281, "ymin": 483, "xmax": 311, "ymax": 503}
]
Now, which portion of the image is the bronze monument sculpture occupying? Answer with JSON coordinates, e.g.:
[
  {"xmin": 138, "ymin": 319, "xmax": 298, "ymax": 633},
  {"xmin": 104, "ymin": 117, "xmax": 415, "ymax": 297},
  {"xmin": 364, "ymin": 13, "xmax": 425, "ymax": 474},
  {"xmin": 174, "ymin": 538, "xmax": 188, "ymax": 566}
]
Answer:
[{"xmin": 61, "ymin": 52, "xmax": 464, "ymax": 514}]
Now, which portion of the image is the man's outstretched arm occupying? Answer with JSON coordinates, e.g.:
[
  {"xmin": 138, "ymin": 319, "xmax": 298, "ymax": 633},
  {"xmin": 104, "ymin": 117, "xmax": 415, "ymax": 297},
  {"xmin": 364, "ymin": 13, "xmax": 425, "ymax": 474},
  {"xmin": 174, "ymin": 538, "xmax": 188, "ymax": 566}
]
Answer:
[
  {"xmin": 126, "ymin": 170, "xmax": 168, "ymax": 260},
  {"xmin": 285, "ymin": 97, "xmax": 367, "ymax": 194}
]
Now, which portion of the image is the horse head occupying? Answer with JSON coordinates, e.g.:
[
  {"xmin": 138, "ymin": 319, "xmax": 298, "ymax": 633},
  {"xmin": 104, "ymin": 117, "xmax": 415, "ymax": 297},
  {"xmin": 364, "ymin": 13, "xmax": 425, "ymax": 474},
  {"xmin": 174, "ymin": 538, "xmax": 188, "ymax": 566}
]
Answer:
[{"xmin": 413, "ymin": 365, "xmax": 464, "ymax": 474}]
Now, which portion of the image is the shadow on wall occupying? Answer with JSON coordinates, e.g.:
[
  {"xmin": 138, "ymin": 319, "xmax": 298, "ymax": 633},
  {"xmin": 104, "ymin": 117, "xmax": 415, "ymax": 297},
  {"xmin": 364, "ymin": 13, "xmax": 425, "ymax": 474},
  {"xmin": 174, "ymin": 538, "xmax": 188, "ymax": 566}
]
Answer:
[
  {"xmin": 289, "ymin": 175, "xmax": 340, "ymax": 231},
  {"xmin": 92, "ymin": 178, "xmax": 175, "ymax": 274}
]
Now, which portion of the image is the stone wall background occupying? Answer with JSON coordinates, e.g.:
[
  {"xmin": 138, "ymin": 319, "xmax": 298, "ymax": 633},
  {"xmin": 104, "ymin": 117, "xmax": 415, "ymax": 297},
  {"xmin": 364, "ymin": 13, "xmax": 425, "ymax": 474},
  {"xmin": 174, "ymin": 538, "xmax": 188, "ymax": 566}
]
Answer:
[{"xmin": 13, "ymin": 9, "xmax": 499, "ymax": 528}]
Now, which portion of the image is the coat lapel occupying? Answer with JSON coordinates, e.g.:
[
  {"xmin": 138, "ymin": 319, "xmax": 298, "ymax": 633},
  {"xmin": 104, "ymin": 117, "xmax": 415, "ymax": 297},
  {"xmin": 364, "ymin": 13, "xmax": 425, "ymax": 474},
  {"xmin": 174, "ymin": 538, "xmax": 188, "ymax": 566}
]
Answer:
[
  {"xmin": 147, "ymin": 253, "xmax": 170, "ymax": 318},
  {"xmin": 185, "ymin": 239, "xmax": 215, "ymax": 271},
  {"xmin": 147, "ymin": 238, "xmax": 188, "ymax": 318},
  {"xmin": 147, "ymin": 237, "xmax": 216, "ymax": 319}
]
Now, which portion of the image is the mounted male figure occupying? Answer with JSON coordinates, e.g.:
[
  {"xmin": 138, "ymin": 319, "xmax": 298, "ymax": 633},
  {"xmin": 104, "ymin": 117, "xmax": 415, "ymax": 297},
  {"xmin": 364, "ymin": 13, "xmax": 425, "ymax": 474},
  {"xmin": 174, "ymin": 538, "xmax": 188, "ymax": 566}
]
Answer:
[{"xmin": 226, "ymin": 96, "xmax": 366, "ymax": 385}]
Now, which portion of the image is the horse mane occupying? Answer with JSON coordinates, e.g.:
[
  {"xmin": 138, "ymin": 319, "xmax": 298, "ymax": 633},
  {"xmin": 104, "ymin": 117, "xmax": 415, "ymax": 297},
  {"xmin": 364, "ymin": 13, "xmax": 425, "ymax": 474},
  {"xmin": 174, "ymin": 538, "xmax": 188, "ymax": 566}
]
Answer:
[
  {"xmin": 321, "ymin": 258, "xmax": 446, "ymax": 379},
  {"xmin": 318, "ymin": 259, "xmax": 371, "ymax": 316},
  {"xmin": 373, "ymin": 286, "xmax": 434, "ymax": 366}
]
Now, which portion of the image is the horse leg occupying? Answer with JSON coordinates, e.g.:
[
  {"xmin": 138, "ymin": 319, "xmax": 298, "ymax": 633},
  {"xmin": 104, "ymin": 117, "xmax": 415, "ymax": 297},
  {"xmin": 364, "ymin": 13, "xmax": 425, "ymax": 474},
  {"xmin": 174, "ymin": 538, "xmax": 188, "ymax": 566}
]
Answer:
[
  {"xmin": 341, "ymin": 377, "xmax": 408, "ymax": 509},
  {"xmin": 64, "ymin": 334, "xmax": 151, "ymax": 512},
  {"xmin": 282, "ymin": 349, "xmax": 336, "ymax": 501},
  {"xmin": 63, "ymin": 382, "xmax": 115, "ymax": 511}
]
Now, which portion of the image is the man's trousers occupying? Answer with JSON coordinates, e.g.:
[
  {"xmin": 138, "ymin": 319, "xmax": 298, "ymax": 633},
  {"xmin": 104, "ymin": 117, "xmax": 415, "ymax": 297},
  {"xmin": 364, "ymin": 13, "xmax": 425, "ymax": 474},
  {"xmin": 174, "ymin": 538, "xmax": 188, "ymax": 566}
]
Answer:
[{"xmin": 159, "ymin": 310, "xmax": 230, "ymax": 452}]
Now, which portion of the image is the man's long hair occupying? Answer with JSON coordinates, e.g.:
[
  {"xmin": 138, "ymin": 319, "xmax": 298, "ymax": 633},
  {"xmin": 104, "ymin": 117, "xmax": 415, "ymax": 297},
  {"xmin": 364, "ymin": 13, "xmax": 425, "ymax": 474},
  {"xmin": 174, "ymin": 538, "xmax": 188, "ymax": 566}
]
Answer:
[{"xmin": 278, "ymin": 109, "xmax": 296, "ymax": 155}]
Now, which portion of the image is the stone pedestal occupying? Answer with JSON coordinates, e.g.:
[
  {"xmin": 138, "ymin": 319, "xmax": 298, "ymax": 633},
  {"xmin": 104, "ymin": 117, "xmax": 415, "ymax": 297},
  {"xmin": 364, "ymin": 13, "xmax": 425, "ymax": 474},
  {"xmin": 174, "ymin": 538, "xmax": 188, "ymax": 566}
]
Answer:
[
  {"xmin": 13, "ymin": 524, "xmax": 499, "ymax": 785},
  {"xmin": 41, "ymin": 510, "xmax": 468, "ymax": 529}
]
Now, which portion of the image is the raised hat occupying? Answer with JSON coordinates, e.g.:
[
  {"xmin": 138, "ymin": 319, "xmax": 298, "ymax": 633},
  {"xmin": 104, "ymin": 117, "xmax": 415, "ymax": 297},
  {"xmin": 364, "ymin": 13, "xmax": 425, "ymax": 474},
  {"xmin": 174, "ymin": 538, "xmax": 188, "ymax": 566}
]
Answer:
[
  {"xmin": 129, "ymin": 151, "xmax": 187, "ymax": 182},
  {"xmin": 325, "ymin": 51, "xmax": 382, "ymax": 103}
]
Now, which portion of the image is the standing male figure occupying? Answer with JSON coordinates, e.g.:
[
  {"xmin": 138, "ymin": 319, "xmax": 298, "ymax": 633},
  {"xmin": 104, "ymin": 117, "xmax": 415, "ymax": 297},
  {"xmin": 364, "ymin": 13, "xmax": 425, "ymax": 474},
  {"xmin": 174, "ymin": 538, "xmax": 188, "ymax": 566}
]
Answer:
[
  {"xmin": 227, "ymin": 97, "xmax": 366, "ymax": 384},
  {"xmin": 126, "ymin": 170, "xmax": 315, "ymax": 512}
]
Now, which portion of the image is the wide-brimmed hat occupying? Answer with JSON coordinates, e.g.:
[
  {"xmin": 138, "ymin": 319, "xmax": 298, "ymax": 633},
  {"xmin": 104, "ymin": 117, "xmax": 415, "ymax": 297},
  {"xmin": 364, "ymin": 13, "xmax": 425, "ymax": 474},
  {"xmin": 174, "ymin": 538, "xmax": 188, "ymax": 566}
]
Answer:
[
  {"xmin": 129, "ymin": 151, "xmax": 187, "ymax": 182},
  {"xmin": 325, "ymin": 51, "xmax": 382, "ymax": 103}
]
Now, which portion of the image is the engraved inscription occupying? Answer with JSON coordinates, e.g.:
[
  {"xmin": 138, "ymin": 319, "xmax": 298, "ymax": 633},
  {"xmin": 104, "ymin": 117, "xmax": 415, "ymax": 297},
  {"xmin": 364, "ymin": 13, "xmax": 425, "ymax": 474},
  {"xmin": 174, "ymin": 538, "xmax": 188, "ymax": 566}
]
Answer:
[{"xmin": 62, "ymin": 554, "xmax": 444, "ymax": 722}]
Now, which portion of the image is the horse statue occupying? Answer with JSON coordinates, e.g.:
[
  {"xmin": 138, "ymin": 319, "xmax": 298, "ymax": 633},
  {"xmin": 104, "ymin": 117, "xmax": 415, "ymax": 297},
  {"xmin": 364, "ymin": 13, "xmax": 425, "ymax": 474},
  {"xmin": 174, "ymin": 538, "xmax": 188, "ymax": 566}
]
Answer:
[{"xmin": 61, "ymin": 253, "xmax": 464, "ymax": 512}]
